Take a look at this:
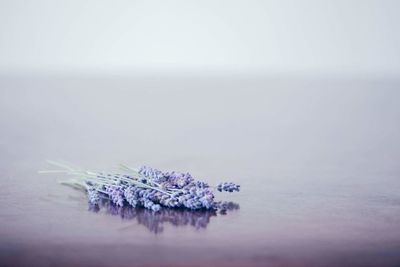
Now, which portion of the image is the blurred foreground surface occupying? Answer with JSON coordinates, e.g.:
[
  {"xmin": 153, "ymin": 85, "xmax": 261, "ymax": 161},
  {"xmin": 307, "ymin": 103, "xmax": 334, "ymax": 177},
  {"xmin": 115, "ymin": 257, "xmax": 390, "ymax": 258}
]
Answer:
[{"xmin": 0, "ymin": 74, "xmax": 400, "ymax": 267}]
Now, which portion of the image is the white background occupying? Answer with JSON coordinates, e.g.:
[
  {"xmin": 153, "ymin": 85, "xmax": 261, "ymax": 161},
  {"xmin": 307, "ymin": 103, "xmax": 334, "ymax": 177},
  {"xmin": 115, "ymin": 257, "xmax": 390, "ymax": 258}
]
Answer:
[{"xmin": 0, "ymin": 0, "xmax": 399, "ymax": 77}]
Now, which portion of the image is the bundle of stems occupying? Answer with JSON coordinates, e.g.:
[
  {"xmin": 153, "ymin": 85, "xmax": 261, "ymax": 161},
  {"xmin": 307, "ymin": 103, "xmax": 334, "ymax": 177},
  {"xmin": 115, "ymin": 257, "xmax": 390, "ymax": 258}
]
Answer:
[{"xmin": 41, "ymin": 161, "xmax": 240, "ymax": 212}]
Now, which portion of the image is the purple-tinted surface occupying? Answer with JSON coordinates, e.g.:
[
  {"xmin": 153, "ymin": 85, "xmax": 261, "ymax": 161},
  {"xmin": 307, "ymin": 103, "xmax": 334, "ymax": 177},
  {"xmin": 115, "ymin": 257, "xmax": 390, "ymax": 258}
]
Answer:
[{"xmin": 1, "ymin": 75, "xmax": 400, "ymax": 267}]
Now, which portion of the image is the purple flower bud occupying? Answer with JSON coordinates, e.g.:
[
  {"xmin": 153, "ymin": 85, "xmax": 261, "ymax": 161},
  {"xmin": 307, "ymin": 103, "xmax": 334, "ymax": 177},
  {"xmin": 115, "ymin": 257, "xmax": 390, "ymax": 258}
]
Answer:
[
  {"xmin": 124, "ymin": 186, "xmax": 138, "ymax": 207},
  {"xmin": 105, "ymin": 185, "xmax": 125, "ymax": 207},
  {"xmin": 151, "ymin": 204, "xmax": 161, "ymax": 212},
  {"xmin": 87, "ymin": 187, "xmax": 100, "ymax": 205},
  {"xmin": 138, "ymin": 166, "xmax": 166, "ymax": 183},
  {"xmin": 217, "ymin": 182, "xmax": 240, "ymax": 192}
]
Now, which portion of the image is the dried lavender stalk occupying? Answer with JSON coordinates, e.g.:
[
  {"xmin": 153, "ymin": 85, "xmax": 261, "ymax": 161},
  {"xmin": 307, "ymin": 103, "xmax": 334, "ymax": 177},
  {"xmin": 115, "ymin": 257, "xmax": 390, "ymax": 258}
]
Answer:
[{"xmin": 43, "ymin": 161, "xmax": 240, "ymax": 212}]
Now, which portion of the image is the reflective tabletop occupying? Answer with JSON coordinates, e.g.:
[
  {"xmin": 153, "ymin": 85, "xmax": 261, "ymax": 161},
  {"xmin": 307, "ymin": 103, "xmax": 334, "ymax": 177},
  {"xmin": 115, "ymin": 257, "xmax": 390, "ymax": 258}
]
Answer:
[{"xmin": 1, "ymin": 74, "xmax": 400, "ymax": 267}]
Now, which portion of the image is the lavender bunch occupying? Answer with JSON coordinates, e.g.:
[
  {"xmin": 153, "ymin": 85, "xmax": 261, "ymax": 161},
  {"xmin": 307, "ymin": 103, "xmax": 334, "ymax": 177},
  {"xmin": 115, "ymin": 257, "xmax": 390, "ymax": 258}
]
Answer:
[{"xmin": 43, "ymin": 161, "xmax": 240, "ymax": 212}]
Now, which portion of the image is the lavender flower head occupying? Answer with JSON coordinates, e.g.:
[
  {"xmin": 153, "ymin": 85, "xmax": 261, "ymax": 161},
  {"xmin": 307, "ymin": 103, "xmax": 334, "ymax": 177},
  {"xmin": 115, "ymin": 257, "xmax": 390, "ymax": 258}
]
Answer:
[
  {"xmin": 105, "ymin": 185, "xmax": 125, "ymax": 207},
  {"xmin": 87, "ymin": 186, "xmax": 100, "ymax": 205},
  {"xmin": 138, "ymin": 166, "xmax": 165, "ymax": 183},
  {"xmin": 217, "ymin": 182, "xmax": 240, "ymax": 192},
  {"xmin": 123, "ymin": 186, "xmax": 138, "ymax": 207}
]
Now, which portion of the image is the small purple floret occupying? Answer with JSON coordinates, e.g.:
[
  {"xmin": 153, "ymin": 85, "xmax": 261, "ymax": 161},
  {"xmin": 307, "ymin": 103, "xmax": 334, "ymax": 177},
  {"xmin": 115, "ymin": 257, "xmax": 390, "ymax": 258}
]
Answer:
[
  {"xmin": 87, "ymin": 186, "xmax": 100, "ymax": 205},
  {"xmin": 105, "ymin": 185, "xmax": 125, "ymax": 207},
  {"xmin": 217, "ymin": 182, "xmax": 240, "ymax": 192}
]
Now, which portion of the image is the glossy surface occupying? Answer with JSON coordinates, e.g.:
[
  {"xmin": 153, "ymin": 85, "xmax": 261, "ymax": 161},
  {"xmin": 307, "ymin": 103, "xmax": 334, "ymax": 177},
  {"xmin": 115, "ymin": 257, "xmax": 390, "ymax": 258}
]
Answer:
[{"xmin": 1, "ymin": 75, "xmax": 400, "ymax": 267}]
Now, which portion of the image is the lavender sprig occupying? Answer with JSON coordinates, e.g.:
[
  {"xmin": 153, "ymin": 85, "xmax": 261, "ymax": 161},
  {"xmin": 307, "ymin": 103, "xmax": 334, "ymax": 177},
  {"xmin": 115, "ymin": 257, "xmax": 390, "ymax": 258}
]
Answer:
[{"xmin": 217, "ymin": 182, "xmax": 240, "ymax": 192}]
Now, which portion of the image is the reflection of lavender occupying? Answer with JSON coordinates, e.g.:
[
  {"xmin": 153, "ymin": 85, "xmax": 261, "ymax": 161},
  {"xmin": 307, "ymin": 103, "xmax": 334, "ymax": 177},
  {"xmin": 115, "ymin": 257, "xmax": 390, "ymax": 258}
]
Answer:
[
  {"xmin": 97, "ymin": 199, "xmax": 239, "ymax": 234},
  {"xmin": 215, "ymin": 201, "xmax": 240, "ymax": 214},
  {"xmin": 44, "ymin": 161, "xmax": 240, "ymax": 212}
]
